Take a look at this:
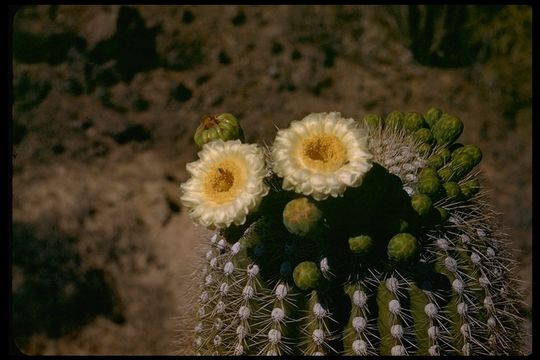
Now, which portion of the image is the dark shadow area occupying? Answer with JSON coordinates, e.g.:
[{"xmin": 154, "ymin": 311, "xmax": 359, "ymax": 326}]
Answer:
[
  {"xmin": 12, "ymin": 222, "xmax": 125, "ymax": 346},
  {"xmin": 13, "ymin": 5, "xmax": 162, "ymax": 91},
  {"xmin": 13, "ymin": 71, "xmax": 52, "ymax": 112},
  {"xmin": 88, "ymin": 6, "xmax": 159, "ymax": 84},
  {"xmin": 112, "ymin": 123, "xmax": 152, "ymax": 144},
  {"xmin": 13, "ymin": 30, "xmax": 87, "ymax": 65}
]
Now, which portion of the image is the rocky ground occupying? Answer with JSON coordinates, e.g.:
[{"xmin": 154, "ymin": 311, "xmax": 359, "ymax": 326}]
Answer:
[{"xmin": 11, "ymin": 5, "xmax": 531, "ymax": 355}]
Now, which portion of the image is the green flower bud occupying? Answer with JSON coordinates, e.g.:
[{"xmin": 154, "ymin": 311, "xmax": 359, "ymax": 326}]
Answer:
[
  {"xmin": 428, "ymin": 154, "xmax": 444, "ymax": 170},
  {"xmin": 417, "ymin": 143, "xmax": 433, "ymax": 156},
  {"xmin": 403, "ymin": 112, "xmax": 427, "ymax": 133},
  {"xmin": 452, "ymin": 144, "xmax": 482, "ymax": 166},
  {"xmin": 419, "ymin": 166, "xmax": 439, "ymax": 179},
  {"xmin": 460, "ymin": 179, "xmax": 481, "ymax": 199},
  {"xmin": 435, "ymin": 147, "xmax": 452, "ymax": 163},
  {"xmin": 349, "ymin": 235, "xmax": 374, "ymax": 254},
  {"xmin": 450, "ymin": 153, "xmax": 475, "ymax": 180},
  {"xmin": 384, "ymin": 111, "xmax": 404, "ymax": 130},
  {"xmin": 193, "ymin": 113, "xmax": 245, "ymax": 149},
  {"xmin": 443, "ymin": 181, "xmax": 462, "ymax": 199},
  {"xmin": 283, "ymin": 197, "xmax": 322, "ymax": 236},
  {"xmin": 387, "ymin": 233, "xmax": 418, "ymax": 262},
  {"xmin": 293, "ymin": 261, "xmax": 321, "ymax": 290},
  {"xmin": 414, "ymin": 128, "xmax": 434, "ymax": 144},
  {"xmin": 363, "ymin": 113, "xmax": 383, "ymax": 128},
  {"xmin": 425, "ymin": 107, "xmax": 443, "ymax": 128},
  {"xmin": 431, "ymin": 114, "xmax": 463, "ymax": 146},
  {"xmin": 437, "ymin": 167, "xmax": 454, "ymax": 182},
  {"xmin": 417, "ymin": 176, "xmax": 442, "ymax": 197},
  {"xmin": 411, "ymin": 193, "xmax": 432, "ymax": 217}
]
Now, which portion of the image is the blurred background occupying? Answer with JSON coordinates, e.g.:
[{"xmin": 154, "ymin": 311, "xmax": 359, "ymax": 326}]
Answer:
[{"xmin": 11, "ymin": 5, "xmax": 531, "ymax": 355}]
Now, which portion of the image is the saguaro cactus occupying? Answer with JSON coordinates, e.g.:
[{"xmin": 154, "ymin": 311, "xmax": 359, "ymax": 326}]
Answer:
[{"xmin": 179, "ymin": 110, "xmax": 526, "ymax": 355}]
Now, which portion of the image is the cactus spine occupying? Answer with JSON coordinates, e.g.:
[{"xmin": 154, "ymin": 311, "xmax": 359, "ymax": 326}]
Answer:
[{"xmin": 181, "ymin": 109, "xmax": 526, "ymax": 355}]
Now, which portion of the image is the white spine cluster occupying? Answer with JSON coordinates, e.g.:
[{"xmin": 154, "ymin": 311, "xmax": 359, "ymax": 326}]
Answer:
[
  {"xmin": 255, "ymin": 281, "xmax": 294, "ymax": 356},
  {"xmin": 345, "ymin": 282, "xmax": 377, "ymax": 356},
  {"xmin": 462, "ymin": 224, "xmax": 525, "ymax": 356},
  {"xmin": 193, "ymin": 234, "xmax": 229, "ymax": 353},
  {"xmin": 193, "ymin": 231, "xmax": 275, "ymax": 355},
  {"xmin": 299, "ymin": 292, "xmax": 336, "ymax": 356},
  {"xmin": 422, "ymin": 291, "xmax": 451, "ymax": 356},
  {"xmin": 319, "ymin": 257, "xmax": 333, "ymax": 279},
  {"xmin": 367, "ymin": 126, "xmax": 427, "ymax": 191},
  {"xmin": 382, "ymin": 274, "xmax": 412, "ymax": 356},
  {"xmin": 423, "ymin": 190, "xmax": 526, "ymax": 356}
]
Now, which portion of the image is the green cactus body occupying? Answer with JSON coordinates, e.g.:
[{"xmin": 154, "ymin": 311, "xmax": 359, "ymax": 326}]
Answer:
[
  {"xmin": 376, "ymin": 277, "xmax": 408, "ymax": 355},
  {"xmin": 343, "ymin": 283, "xmax": 377, "ymax": 355},
  {"xmin": 408, "ymin": 283, "xmax": 434, "ymax": 355},
  {"xmin": 300, "ymin": 291, "xmax": 337, "ymax": 355},
  {"xmin": 184, "ymin": 109, "xmax": 526, "ymax": 356}
]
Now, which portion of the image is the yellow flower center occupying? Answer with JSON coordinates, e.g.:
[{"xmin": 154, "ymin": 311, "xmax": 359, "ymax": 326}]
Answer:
[
  {"xmin": 299, "ymin": 134, "xmax": 348, "ymax": 172},
  {"xmin": 203, "ymin": 158, "xmax": 246, "ymax": 204}
]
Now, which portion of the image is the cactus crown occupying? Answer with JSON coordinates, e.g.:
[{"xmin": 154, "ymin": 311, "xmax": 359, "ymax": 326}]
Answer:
[{"xmin": 181, "ymin": 110, "xmax": 526, "ymax": 356}]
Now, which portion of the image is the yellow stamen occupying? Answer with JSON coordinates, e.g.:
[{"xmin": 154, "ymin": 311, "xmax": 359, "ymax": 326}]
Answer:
[
  {"xmin": 203, "ymin": 158, "xmax": 246, "ymax": 204},
  {"xmin": 299, "ymin": 134, "xmax": 348, "ymax": 172}
]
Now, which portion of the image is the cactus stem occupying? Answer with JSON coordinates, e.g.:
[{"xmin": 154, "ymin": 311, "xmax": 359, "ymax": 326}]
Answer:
[{"xmin": 184, "ymin": 110, "xmax": 527, "ymax": 355}]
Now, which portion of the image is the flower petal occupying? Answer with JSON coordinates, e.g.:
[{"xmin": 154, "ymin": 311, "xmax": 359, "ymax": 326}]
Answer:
[
  {"xmin": 180, "ymin": 140, "xmax": 269, "ymax": 229},
  {"xmin": 271, "ymin": 112, "xmax": 373, "ymax": 200}
]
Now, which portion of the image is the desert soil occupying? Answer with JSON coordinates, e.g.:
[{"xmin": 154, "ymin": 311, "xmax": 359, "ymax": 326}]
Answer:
[{"xmin": 11, "ymin": 5, "xmax": 531, "ymax": 355}]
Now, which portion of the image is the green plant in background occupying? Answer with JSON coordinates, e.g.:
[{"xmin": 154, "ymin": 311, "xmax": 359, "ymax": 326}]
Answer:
[
  {"xmin": 180, "ymin": 109, "xmax": 526, "ymax": 355},
  {"xmin": 387, "ymin": 5, "xmax": 531, "ymax": 125},
  {"xmin": 469, "ymin": 5, "xmax": 532, "ymax": 125},
  {"xmin": 386, "ymin": 5, "xmax": 482, "ymax": 67}
]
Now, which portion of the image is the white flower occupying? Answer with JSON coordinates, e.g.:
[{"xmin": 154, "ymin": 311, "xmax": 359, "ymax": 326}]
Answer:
[
  {"xmin": 271, "ymin": 112, "xmax": 372, "ymax": 200},
  {"xmin": 180, "ymin": 140, "xmax": 269, "ymax": 229}
]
